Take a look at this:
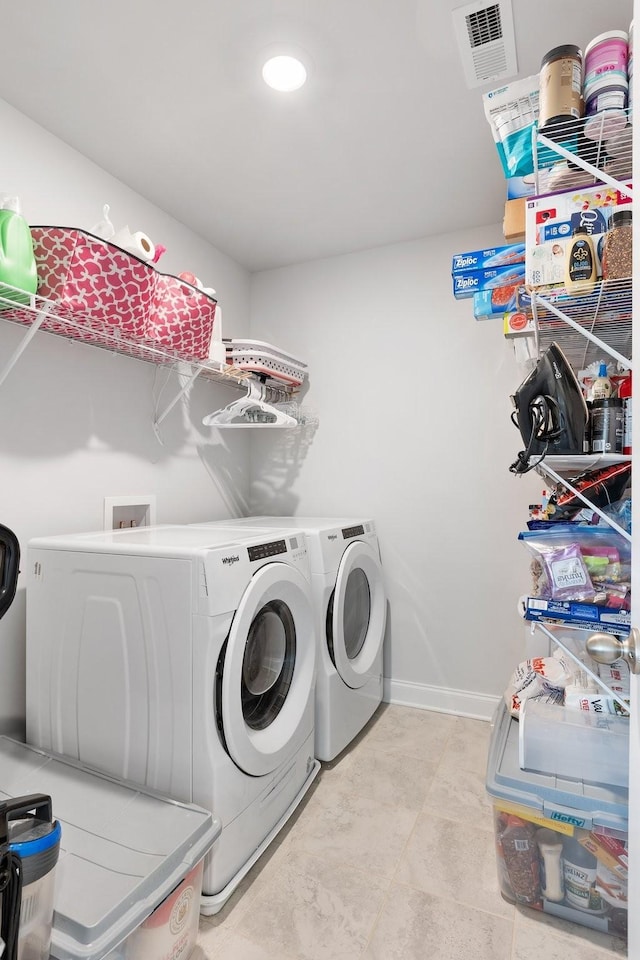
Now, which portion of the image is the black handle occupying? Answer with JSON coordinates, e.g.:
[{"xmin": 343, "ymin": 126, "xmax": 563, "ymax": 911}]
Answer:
[
  {"xmin": 0, "ymin": 794, "xmax": 53, "ymax": 845},
  {"xmin": 0, "ymin": 525, "xmax": 19, "ymax": 621}
]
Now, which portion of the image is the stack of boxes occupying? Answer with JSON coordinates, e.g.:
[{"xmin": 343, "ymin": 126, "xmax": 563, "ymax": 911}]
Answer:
[
  {"xmin": 451, "ymin": 243, "xmax": 529, "ymax": 335},
  {"xmin": 525, "ymin": 180, "xmax": 632, "ymax": 289},
  {"xmin": 452, "ymin": 179, "xmax": 632, "ymax": 337}
]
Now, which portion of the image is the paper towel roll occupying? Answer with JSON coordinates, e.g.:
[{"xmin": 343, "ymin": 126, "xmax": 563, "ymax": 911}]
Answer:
[
  {"xmin": 110, "ymin": 226, "xmax": 156, "ymax": 263},
  {"xmin": 517, "ymin": 596, "xmax": 528, "ymax": 619}
]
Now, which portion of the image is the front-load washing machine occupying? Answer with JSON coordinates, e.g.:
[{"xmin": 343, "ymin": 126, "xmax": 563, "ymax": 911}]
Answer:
[
  {"xmin": 25, "ymin": 524, "xmax": 319, "ymax": 914},
  {"xmin": 194, "ymin": 517, "xmax": 387, "ymax": 762}
]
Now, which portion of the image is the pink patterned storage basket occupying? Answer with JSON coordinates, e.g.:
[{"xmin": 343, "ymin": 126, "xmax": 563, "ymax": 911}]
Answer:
[
  {"xmin": 9, "ymin": 227, "xmax": 218, "ymax": 361},
  {"xmin": 145, "ymin": 274, "xmax": 217, "ymax": 361},
  {"xmin": 30, "ymin": 226, "xmax": 154, "ymax": 343}
]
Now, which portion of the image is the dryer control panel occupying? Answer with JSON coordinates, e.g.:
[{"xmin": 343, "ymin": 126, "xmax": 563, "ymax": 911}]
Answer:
[
  {"xmin": 247, "ymin": 539, "xmax": 288, "ymax": 562},
  {"xmin": 342, "ymin": 524, "xmax": 364, "ymax": 539}
]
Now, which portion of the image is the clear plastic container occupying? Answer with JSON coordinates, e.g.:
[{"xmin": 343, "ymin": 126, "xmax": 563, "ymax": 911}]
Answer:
[
  {"xmin": 602, "ymin": 209, "xmax": 633, "ymax": 280},
  {"xmin": 0, "ymin": 795, "xmax": 61, "ymax": 960},
  {"xmin": 519, "ymin": 697, "xmax": 630, "ymax": 787}
]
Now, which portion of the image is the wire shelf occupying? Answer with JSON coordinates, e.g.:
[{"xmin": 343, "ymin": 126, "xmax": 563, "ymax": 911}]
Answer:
[
  {"xmin": 0, "ymin": 283, "xmax": 253, "ymax": 387},
  {"xmin": 523, "ymin": 278, "xmax": 632, "ymax": 371},
  {"xmin": 533, "ymin": 112, "xmax": 632, "ymax": 194}
]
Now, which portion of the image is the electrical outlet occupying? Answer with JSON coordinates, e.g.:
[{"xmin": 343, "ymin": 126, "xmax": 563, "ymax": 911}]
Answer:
[{"xmin": 104, "ymin": 495, "xmax": 156, "ymax": 531}]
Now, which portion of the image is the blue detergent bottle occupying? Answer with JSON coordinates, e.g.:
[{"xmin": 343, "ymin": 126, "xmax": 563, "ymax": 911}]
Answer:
[{"xmin": 0, "ymin": 195, "xmax": 38, "ymax": 306}]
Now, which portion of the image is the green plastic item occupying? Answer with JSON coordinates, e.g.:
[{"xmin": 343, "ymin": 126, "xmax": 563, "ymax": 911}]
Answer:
[
  {"xmin": 582, "ymin": 554, "xmax": 609, "ymax": 576},
  {"xmin": 0, "ymin": 196, "xmax": 38, "ymax": 306}
]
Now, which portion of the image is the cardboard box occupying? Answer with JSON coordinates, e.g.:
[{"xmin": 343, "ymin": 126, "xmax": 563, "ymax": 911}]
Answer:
[
  {"xmin": 522, "ymin": 596, "xmax": 632, "ymax": 634},
  {"xmin": 503, "ymin": 199, "xmax": 526, "ymax": 242},
  {"xmin": 577, "ymin": 830, "xmax": 628, "ymax": 879},
  {"xmin": 525, "ymin": 182, "xmax": 632, "ymax": 249},
  {"xmin": 524, "ymin": 182, "xmax": 631, "ymax": 291},
  {"xmin": 526, "ymin": 237, "xmax": 570, "ymax": 287},
  {"xmin": 503, "ymin": 311, "xmax": 535, "ymax": 337}
]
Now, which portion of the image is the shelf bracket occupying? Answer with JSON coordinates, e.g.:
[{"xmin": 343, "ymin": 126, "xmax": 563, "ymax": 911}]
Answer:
[
  {"xmin": 153, "ymin": 363, "xmax": 206, "ymax": 431},
  {"xmin": 0, "ymin": 302, "xmax": 52, "ymax": 389},
  {"xmin": 538, "ymin": 461, "xmax": 631, "ymax": 543}
]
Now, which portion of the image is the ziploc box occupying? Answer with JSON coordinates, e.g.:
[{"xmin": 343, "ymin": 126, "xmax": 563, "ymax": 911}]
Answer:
[
  {"xmin": 453, "ymin": 262, "xmax": 525, "ymax": 299},
  {"xmin": 474, "ymin": 283, "xmax": 523, "ymax": 318},
  {"xmin": 452, "ymin": 243, "xmax": 525, "ymax": 273}
]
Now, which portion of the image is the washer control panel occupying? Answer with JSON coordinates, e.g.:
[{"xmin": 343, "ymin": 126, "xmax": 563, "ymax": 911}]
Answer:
[{"xmin": 342, "ymin": 524, "xmax": 364, "ymax": 539}]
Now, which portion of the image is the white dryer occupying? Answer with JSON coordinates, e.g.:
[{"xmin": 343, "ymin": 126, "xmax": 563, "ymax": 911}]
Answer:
[
  {"xmin": 195, "ymin": 518, "xmax": 386, "ymax": 762},
  {"xmin": 25, "ymin": 524, "xmax": 318, "ymax": 915}
]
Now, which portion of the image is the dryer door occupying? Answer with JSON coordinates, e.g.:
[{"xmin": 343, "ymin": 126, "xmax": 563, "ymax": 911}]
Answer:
[
  {"xmin": 328, "ymin": 540, "xmax": 386, "ymax": 689},
  {"xmin": 221, "ymin": 562, "xmax": 315, "ymax": 777}
]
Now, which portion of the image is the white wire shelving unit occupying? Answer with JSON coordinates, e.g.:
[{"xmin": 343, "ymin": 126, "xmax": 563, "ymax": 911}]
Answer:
[
  {"xmin": 515, "ymin": 113, "xmax": 635, "ymax": 674},
  {"xmin": 0, "ymin": 282, "xmax": 317, "ymax": 431}
]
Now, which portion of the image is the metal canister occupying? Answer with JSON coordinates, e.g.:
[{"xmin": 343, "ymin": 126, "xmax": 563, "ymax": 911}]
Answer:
[
  {"xmin": 590, "ymin": 397, "xmax": 624, "ymax": 453},
  {"xmin": 539, "ymin": 44, "xmax": 584, "ymax": 133}
]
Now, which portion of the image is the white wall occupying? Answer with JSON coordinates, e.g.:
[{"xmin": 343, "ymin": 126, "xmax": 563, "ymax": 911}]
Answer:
[
  {"xmin": 249, "ymin": 230, "xmax": 540, "ymax": 718},
  {"xmin": 0, "ymin": 99, "xmax": 253, "ymax": 736},
  {"xmin": 0, "ymin": 96, "xmax": 543, "ymax": 735}
]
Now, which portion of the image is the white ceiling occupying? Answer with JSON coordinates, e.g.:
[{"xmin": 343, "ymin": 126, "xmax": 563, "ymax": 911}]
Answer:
[{"xmin": 0, "ymin": 0, "xmax": 633, "ymax": 271}]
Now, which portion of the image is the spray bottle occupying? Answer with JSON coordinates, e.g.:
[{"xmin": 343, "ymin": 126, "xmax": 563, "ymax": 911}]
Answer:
[{"xmin": 0, "ymin": 195, "xmax": 38, "ymax": 305}]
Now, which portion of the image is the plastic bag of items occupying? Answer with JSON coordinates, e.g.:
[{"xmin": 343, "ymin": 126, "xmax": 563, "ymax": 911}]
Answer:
[
  {"xmin": 504, "ymin": 651, "xmax": 576, "ymax": 719},
  {"xmin": 518, "ymin": 524, "xmax": 631, "ymax": 610}
]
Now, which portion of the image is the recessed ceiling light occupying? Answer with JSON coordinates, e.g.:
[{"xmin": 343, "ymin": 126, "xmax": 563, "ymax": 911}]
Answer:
[{"xmin": 262, "ymin": 55, "xmax": 307, "ymax": 92}]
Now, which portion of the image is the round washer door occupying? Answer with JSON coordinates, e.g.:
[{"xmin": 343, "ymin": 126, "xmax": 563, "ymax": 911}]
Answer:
[
  {"xmin": 221, "ymin": 561, "xmax": 315, "ymax": 777},
  {"xmin": 329, "ymin": 540, "xmax": 386, "ymax": 689}
]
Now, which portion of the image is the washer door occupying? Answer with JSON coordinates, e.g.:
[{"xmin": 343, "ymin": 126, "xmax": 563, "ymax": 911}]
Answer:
[
  {"xmin": 221, "ymin": 562, "xmax": 315, "ymax": 777},
  {"xmin": 328, "ymin": 540, "xmax": 386, "ymax": 689}
]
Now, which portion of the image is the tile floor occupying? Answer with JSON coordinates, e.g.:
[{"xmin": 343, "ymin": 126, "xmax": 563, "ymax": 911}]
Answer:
[{"xmin": 195, "ymin": 703, "xmax": 627, "ymax": 960}]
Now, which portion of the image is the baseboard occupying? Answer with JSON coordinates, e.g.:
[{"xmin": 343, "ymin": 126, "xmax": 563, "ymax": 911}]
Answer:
[{"xmin": 383, "ymin": 677, "xmax": 499, "ymax": 722}]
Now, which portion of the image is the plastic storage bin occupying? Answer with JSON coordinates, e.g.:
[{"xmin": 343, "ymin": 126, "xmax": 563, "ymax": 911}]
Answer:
[
  {"xmin": 487, "ymin": 702, "xmax": 628, "ymax": 939},
  {"xmin": 519, "ymin": 697, "xmax": 629, "ymax": 788},
  {"xmin": 0, "ymin": 736, "xmax": 221, "ymax": 960}
]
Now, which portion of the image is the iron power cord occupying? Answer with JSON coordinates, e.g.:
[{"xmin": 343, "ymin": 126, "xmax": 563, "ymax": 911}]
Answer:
[{"xmin": 509, "ymin": 395, "xmax": 562, "ymax": 475}]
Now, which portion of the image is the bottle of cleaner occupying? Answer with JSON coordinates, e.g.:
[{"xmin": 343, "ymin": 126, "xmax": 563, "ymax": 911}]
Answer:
[
  {"xmin": 591, "ymin": 362, "xmax": 612, "ymax": 400},
  {"xmin": 619, "ymin": 372, "xmax": 632, "ymax": 455},
  {"xmin": 0, "ymin": 195, "xmax": 38, "ymax": 305},
  {"xmin": 562, "ymin": 834, "xmax": 602, "ymax": 912},
  {"xmin": 565, "ymin": 226, "xmax": 597, "ymax": 295}
]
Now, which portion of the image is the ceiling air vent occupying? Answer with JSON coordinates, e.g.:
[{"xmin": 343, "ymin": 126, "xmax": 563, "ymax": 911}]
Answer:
[{"xmin": 452, "ymin": 0, "xmax": 518, "ymax": 89}]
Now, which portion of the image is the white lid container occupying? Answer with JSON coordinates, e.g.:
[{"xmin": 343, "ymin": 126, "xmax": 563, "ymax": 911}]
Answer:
[
  {"xmin": 0, "ymin": 737, "xmax": 221, "ymax": 960},
  {"xmin": 519, "ymin": 697, "xmax": 629, "ymax": 789}
]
